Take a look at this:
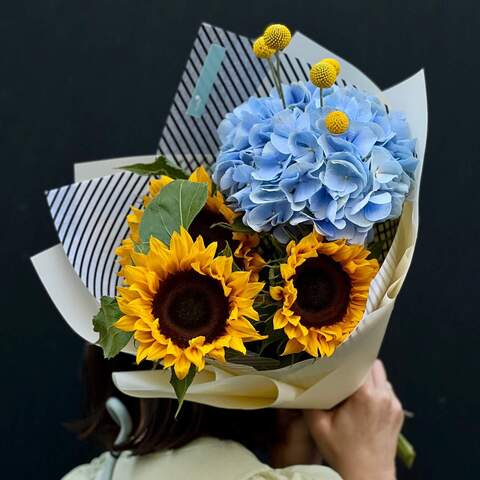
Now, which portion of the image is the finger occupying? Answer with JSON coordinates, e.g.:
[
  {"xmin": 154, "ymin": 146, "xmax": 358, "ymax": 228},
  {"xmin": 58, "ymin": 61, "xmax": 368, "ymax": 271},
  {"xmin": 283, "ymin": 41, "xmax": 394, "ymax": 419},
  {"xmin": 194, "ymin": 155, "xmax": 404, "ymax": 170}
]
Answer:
[
  {"xmin": 363, "ymin": 365, "xmax": 376, "ymax": 389},
  {"xmin": 371, "ymin": 359, "xmax": 388, "ymax": 388},
  {"xmin": 303, "ymin": 409, "xmax": 333, "ymax": 435}
]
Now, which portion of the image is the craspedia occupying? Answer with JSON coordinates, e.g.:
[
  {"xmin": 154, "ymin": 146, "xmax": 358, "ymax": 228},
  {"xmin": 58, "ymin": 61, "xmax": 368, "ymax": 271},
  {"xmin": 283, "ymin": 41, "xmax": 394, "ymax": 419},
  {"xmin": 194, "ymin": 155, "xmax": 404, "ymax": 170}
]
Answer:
[
  {"xmin": 321, "ymin": 58, "xmax": 341, "ymax": 76},
  {"xmin": 263, "ymin": 24, "xmax": 291, "ymax": 50},
  {"xmin": 252, "ymin": 36, "xmax": 275, "ymax": 59},
  {"xmin": 310, "ymin": 62, "xmax": 337, "ymax": 89},
  {"xmin": 325, "ymin": 111, "xmax": 350, "ymax": 134}
]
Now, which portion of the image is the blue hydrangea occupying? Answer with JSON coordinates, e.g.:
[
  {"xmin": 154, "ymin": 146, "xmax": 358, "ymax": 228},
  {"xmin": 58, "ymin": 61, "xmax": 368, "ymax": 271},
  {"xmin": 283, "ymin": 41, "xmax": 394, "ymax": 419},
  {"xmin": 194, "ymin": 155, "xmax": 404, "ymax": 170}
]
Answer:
[{"xmin": 213, "ymin": 82, "xmax": 417, "ymax": 244}]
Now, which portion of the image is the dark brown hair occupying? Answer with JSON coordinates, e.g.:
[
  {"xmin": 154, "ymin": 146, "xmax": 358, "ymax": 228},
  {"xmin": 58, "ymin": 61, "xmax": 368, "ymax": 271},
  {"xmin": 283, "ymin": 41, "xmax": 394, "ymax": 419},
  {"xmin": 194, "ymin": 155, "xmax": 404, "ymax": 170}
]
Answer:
[{"xmin": 73, "ymin": 344, "xmax": 283, "ymax": 457}]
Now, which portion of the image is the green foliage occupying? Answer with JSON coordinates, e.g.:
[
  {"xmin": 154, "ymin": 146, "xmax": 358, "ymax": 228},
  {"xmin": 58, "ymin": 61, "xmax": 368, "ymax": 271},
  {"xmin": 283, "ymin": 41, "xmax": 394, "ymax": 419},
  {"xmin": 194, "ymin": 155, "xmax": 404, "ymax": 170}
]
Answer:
[
  {"xmin": 225, "ymin": 349, "xmax": 280, "ymax": 371},
  {"xmin": 170, "ymin": 364, "xmax": 197, "ymax": 418},
  {"xmin": 92, "ymin": 297, "xmax": 132, "ymax": 359},
  {"xmin": 259, "ymin": 328, "xmax": 286, "ymax": 355},
  {"xmin": 217, "ymin": 242, "xmax": 240, "ymax": 271},
  {"xmin": 120, "ymin": 155, "xmax": 188, "ymax": 179},
  {"xmin": 139, "ymin": 180, "xmax": 208, "ymax": 246},
  {"xmin": 367, "ymin": 239, "xmax": 384, "ymax": 261},
  {"xmin": 211, "ymin": 217, "xmax": 256, "ymax": 234}
]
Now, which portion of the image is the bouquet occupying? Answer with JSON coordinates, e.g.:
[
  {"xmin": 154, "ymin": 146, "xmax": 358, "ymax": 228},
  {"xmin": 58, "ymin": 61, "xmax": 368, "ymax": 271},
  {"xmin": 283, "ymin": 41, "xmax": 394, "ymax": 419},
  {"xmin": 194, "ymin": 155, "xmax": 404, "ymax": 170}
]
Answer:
[{"xmin": 32, "ymin": 23, "xmax": 427, "ymax": 468}]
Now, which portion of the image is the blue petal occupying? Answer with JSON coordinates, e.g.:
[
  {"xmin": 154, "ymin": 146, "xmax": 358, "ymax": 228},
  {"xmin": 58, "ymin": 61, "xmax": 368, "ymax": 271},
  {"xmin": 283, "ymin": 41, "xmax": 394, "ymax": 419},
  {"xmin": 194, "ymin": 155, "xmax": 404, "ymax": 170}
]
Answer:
[{"xmin": 270, "ymin": 133, "xmax": 291, "ymax": 154}]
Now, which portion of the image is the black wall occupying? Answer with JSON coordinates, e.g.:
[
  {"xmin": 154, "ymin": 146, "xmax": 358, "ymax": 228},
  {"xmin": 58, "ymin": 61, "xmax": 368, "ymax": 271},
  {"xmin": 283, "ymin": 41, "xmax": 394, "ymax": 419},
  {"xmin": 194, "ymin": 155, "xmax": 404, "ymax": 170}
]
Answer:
[{"xmin": 2, "ymin": 1, "xmax": 479, "ymax": 478}]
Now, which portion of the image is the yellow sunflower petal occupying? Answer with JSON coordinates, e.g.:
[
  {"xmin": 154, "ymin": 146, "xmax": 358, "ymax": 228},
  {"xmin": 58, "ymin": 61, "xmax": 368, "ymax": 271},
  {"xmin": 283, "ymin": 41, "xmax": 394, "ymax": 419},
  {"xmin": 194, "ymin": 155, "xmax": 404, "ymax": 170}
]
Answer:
[
  {"xmin": 270, "ymin": 286, "xmax": 283, "ymax": 301},
  {"xmin": 174, "ymin": 354, "xmax": 192, "ymax": 380},
  {"xmin": 273, "ymin": 310, "xmax": 289, "ymax": 330},
  {"xmin": 114, "ymin": 315, "xmax": 137, "ymax": 332},
  {"xmin": 184, "ymin": 345, "xmax": 206, "ymax": 371},
  {"xmin": 228, "ymin": 336, "xmax": 247, "ymax": 354},
  {"xmin": 208, "ymin": 347, "xmax": 226, "ymax": 362},
  {"xmin": 188, "ymin": 166, "xmax": 213, "ymax": 195},
  {"xmin": 136, "ymin": 342, "xmax": 153, "ymax": 364},
  {"xmin": 146, "ymin": 342, "xmax": 168, "ymax": 361},
  {"xmin": 282, "ymin": 338, "xmax": 305, "ymax": 355}
]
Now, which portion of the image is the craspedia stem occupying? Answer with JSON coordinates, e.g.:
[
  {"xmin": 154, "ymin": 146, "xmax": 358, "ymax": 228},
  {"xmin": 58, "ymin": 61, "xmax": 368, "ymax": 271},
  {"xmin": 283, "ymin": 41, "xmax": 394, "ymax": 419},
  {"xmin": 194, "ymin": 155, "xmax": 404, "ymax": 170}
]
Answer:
[
  {"xmin": 266, "ymin": 57, "xmax": 279, "ymax": 91},
  {"xmin": 274, "ymin": 52, "xmax": 286, "ymax": 108},
  {"xmin": 267, "ymin": 57, "xmax": 285, "ymax": 109},
  {"xmin": 320, "ymin": 88, "xmax": 323, "ymax": 108}
]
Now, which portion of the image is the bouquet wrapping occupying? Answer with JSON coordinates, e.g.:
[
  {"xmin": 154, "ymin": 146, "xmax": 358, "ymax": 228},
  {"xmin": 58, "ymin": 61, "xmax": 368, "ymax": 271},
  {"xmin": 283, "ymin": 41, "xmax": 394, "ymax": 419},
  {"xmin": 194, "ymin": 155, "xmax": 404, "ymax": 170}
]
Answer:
[{"xmin": 32, "ymin": 24, "xmax": 427, "ymax": 415}]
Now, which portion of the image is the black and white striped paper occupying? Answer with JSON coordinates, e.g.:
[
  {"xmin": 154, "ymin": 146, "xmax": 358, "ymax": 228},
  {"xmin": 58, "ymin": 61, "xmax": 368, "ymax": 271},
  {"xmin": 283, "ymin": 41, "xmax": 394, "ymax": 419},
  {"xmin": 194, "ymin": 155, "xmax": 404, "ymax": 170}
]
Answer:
[{"xmin": 46, "ymin": 172, "xmax": 150, "ymax": 298}]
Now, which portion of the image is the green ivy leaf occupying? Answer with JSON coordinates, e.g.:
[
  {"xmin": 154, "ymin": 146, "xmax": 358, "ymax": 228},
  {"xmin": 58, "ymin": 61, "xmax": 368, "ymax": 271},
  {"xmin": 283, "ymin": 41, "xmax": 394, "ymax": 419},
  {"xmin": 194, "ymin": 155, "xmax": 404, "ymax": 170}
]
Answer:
[
  {"xmin": 139, "ymin": 180, "xmax": 208, "ymax": 246},
  {"xmin": 225, "ymin": 349, "xmax": 281, "ymax": 371},
  {"xmin": 92, "ymin": 296, "xmax": 133, "ymax": 359},
  {"xmin": 120, "ymin": 155, "xmax": 188, "ymax": 179},
  {"xmin": 170, "ymin": 364, "xmax": 197, "ymax": 418}
]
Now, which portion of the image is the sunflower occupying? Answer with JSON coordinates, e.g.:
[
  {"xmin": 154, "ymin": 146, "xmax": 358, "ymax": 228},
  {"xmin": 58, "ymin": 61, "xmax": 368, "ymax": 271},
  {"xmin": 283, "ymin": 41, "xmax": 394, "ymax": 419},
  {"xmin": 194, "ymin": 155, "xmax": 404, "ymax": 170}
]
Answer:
[
  {"xmin": 116, "ymin": 166, "xmax": 265, "ymax": 280},
  {"xmin": 114, "ymin": 227, "xmax": 265, "ymax": 379},
  {"xmin": 270, "ymin": 232, "xmax": 379, "ymax": 358},
  {"xmin": 232, "ymin": 232, "xmax": 266, "ymax": 282}
]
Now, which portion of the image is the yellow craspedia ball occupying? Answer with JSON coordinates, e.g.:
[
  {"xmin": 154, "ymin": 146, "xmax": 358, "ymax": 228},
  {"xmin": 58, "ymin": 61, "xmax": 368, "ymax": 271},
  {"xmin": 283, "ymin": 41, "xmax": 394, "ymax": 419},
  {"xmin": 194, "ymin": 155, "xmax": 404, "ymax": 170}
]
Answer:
[
  {"xmin": 325, "ymin": 111, "xmax": 350, "ymax": 134},
  {"xmin": 321, "ymin": 58, "xmax": 341, "ymax": 76},
  {"xmin": 263, "ymin": 24, "xmax": 291, "ymax": 50},
  {"xmin": 252, "ymin": 36, "xmax": 275, "ymax": 59},
  {"xmin": 310, "ymin": 62, "xmax": 337, "ymax": 88}
]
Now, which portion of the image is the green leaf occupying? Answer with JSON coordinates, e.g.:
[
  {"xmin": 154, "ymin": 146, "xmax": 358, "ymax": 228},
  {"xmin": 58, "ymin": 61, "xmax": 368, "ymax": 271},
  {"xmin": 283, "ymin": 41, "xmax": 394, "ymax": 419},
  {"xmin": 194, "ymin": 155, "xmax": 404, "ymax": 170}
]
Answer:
[
  {"xmin": 211, "ymin": 217, "xmax": 256, "ymax": 234},
  {"xmin": 170, "ymin": 364, "xmax": 197, "ymax": 418},
  {"xmin": 259, "ymin": 328, "xmax": 286, "ymax": 355},
  {"xmin": 218, "ymin": 242, "xmax": 233, "ymax": 257},
  {"xmin": 367, "ymin": 240, "xmax": 385, "ymax": 261},
  {"xmin": 139, "ymin": 180, "xmax": 208, "ymax": 245},
  {"xmin": 92, "ymin": 296, "xmax": 133, "ymax": 359},
  {"xmin": 120, "ymin": 155, "xmax": 188, "ymax": 179},
  {"xmin": 218, "ymin": 242, "xmax": 240, "ymax": 271},
  {"xmin": 225, "ymin": 349, "xmax": 281, "ymax": 371}
]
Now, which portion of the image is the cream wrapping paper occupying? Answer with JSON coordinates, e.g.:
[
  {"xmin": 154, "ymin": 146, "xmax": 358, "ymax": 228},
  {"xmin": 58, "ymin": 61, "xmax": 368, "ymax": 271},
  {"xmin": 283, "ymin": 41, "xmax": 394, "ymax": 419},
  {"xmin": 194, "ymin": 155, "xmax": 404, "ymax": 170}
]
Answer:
[{"xmin": 31, "ymin": 30, "xmax": 427, "ymax": 410}]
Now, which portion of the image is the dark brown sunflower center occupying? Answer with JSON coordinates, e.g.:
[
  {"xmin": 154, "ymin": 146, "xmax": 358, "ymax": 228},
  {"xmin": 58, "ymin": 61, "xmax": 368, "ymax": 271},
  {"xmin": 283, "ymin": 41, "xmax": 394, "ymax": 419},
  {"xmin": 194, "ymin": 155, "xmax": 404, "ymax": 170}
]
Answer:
[
  {"xmin": 188, "ymin": 207, "xmax": 234, "ymax": 250},
  {"xmin": 292, "ymin": 255, "xmax": 351, "ymax": 328},
  {"xmin": 152, "ymin": 270, "xmax": 229, "ymax": 348}
]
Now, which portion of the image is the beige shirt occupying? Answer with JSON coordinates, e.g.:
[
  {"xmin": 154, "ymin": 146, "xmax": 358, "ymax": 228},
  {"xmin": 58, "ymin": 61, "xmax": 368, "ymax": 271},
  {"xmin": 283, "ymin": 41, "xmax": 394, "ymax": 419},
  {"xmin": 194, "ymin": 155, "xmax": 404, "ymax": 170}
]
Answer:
[{"xmin": 62, "ymin": 437, "xmax": 341, "ymax": 480}]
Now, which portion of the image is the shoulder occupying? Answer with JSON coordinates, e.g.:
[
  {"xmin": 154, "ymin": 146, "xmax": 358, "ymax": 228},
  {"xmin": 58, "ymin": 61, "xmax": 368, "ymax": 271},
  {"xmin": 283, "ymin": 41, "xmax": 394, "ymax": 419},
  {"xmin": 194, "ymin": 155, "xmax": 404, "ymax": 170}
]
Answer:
[
  {"xmin": 249, "ymin": 465, "xmax": 343, "ymax": 480},
  {"xmin": 60, "ymin": 439, "xmax": 342, "ymax": 480},
  {"xmin": 61, "ymin": 452, "xmax": 109, "ymax": 480},
  {"xmin": 160, "ymin": 438, "xmax": 342, "ymax": 480}
]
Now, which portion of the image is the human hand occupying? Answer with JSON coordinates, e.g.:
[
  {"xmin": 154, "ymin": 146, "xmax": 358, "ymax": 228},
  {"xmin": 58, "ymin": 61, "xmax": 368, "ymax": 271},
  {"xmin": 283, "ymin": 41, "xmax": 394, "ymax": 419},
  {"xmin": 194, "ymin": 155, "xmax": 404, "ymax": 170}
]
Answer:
[{"xmin": 304, "ymin": 360, "xmax": 404, "ymax": 480}]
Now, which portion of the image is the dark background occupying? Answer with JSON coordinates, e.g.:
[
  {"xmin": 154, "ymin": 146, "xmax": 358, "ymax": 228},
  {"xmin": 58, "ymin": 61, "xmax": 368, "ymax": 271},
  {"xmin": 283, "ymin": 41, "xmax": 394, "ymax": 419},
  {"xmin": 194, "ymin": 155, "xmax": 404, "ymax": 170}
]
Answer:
[{"xmin": 1, "ymin": 0, "xmax": 479, "ymax": 478}]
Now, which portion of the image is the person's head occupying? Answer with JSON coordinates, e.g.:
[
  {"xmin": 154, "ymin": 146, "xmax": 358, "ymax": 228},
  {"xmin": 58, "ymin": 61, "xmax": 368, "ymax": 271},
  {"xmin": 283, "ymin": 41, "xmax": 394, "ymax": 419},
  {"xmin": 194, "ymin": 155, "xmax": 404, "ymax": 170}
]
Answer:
[{"xmin": 74, "ymin": 344, "xmax": 284, "ymax": 457}]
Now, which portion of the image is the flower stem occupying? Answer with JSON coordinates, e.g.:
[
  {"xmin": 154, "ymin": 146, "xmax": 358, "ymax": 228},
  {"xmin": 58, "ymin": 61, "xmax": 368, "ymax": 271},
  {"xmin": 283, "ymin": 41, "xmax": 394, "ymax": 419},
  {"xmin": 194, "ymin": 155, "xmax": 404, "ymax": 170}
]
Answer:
[
  {"xmin": 267, "ymin": 57, "xmax": 283, "ymax": 106},
  {"xmin": 397, "ymin": 433, "xmax": 416, "ymax": 469},
  {"xmin": 320, "ymin": 88, "xmax": 324, "ymax": 108},
  {"xmin": 274, "ymin": 52, "xmax": 286, "ymax": 108},
  {"xmin": 267, "ymin": 52, "xmax": 287, "ymax": 108}
]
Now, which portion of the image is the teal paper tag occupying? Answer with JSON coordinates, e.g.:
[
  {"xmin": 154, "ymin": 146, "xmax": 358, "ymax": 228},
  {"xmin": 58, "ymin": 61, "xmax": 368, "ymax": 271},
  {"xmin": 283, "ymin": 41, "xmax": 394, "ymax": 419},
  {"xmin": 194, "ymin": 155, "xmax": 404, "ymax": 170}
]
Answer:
[{"xmin": 186, "ymin": 43, "xmax": 226, "ymax": 118}]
